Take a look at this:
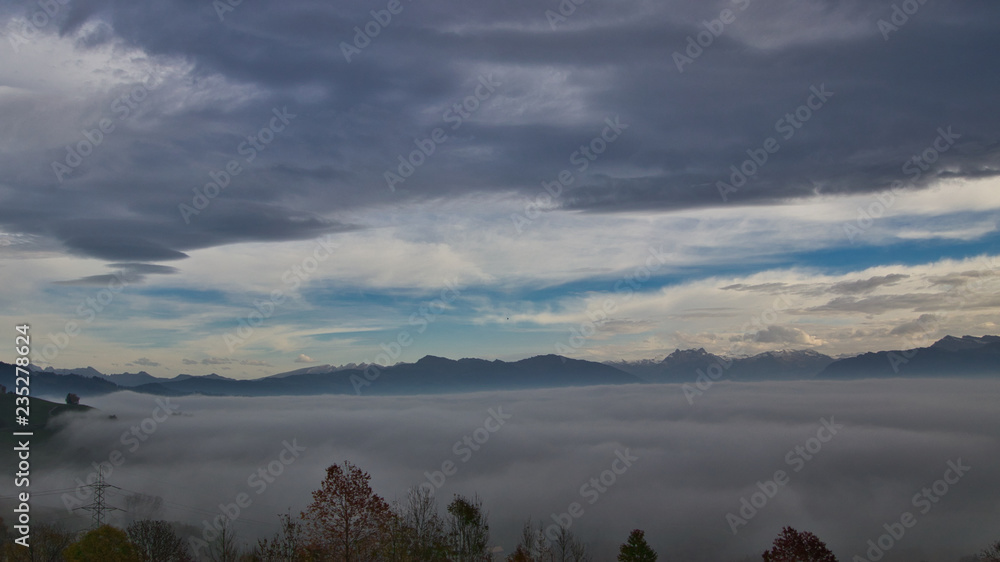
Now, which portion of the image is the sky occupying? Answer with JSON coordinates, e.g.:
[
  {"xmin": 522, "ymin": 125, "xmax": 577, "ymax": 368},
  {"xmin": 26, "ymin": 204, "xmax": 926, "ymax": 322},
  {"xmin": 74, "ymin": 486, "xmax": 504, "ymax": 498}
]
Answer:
[
  {"xmin": 1, "ymin": 0, "xmax": 999, "ymax": 378},
  {"xmin": 8, "ymin": 381, "xmax": 1000, "ymax": 560}
]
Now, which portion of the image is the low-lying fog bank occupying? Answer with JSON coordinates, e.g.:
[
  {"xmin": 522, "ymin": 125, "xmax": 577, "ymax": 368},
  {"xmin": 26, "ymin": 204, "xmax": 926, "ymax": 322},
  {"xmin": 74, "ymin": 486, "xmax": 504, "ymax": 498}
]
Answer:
[{"xmin": 5, "ymin": 378, "xmax": 999, "ymax": 561}]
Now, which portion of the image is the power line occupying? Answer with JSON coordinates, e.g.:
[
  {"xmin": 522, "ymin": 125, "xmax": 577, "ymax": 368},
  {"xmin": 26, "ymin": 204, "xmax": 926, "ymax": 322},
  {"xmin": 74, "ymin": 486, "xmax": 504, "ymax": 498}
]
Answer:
[
  {"xmin": 10, "ymin": 477, "xmax": 279, "ymax": 530},
  {"xmin": 0, "ymin": 487, "xmax": 79, "ymax": 500},
  {"xmin": 75, "ymin": 471, "xmax": 122, "ymax": 528}
]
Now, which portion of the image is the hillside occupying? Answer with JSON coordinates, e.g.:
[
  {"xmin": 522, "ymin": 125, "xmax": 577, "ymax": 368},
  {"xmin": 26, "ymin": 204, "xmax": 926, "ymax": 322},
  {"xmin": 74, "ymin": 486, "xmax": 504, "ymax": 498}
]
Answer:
[
  {"xmin": 0, "ymin": 362, "xmax": 121, "ymax": 401},
  {"xmin": 0, "ymin": 393, "xmax": 94, "ymax": 461}
]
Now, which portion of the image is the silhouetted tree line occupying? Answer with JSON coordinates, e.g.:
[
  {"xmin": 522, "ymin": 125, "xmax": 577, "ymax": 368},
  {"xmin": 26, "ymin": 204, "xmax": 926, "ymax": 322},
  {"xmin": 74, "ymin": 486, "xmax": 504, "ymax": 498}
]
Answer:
[{"xmin": 3, "ymin": 462, "xmax": 999, "ymax": 561}]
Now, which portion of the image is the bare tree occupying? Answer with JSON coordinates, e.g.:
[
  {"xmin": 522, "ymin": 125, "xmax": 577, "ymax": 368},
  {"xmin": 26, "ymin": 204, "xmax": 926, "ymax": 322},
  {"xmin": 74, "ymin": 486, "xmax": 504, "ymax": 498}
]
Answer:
[
  {"xmin": 207, "ymin": 520, "xmax": 241, "ymax": 562},
  {"xmin": 126, "ymin": 519, "xmax": 191, "ymax": 562},
  {"xmin": 253, "ymin": 512, "xmax": 304, "ymax": 562},
  {"xmin": 551, "ymin": 526, "xmax": 589, "ymax": 562},
  {"xmin": 3, "ymin": 522, "xmax": 74, "ymax": 562},
  {"xmin": 446, "ymin": 494, "xmax": 491, "ymax": 562},
  {"xmin": 400, "ymin": 487, "xmax": 448, "ymax": 560},
  {"xmin": 507, "ymin": 522, "xmax": 588, "ymax": 562},
  {"xmin": 507, "ymin": 519, "xmax": 551, "ymax": 562},
  {"xmin": 124, "ymin": 493, "xmax": 165, "ymax": 523}
]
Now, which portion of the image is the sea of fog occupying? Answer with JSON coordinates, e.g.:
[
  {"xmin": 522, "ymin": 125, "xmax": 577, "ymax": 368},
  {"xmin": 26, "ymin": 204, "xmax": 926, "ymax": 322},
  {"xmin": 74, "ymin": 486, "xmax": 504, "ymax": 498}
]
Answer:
[{"xmin": 5, "ymin": 378, "xmax": 1000, "ymax": 561}]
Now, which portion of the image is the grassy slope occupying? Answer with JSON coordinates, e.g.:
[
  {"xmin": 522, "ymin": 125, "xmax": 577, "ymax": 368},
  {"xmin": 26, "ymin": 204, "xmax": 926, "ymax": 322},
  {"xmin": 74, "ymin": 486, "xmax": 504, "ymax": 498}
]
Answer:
[{"xmin": 0, "ymin": 394, "xmax": 94, "ymax": 469}]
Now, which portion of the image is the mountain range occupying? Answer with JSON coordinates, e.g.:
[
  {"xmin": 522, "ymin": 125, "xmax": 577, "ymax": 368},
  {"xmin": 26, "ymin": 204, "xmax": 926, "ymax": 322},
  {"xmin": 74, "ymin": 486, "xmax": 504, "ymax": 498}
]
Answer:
[
  {"xmin": 2, "ymin": 335, "xmax": 996, "ymax": 401},
  {"xmin": 606, "ymin": 348, "xmax": 836, "ymax": 383},
  {"xmin": 816, "ymin": 335, "xmax": 1000, "ymax": 379}
]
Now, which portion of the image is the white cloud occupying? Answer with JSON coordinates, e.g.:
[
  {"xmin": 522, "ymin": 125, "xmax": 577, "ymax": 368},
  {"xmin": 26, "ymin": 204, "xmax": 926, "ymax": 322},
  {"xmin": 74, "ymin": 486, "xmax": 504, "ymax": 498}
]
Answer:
[
  {"xmin": 3, "ymin": 176, "xmax": 998, "ymax": 371},
  {"xmin": 751, "ymin": 325, "xmax": 823, "ymax": 346},
  {"xmin": 502, "ymin": 253, "xmax": 1000, "ymax": 359}
]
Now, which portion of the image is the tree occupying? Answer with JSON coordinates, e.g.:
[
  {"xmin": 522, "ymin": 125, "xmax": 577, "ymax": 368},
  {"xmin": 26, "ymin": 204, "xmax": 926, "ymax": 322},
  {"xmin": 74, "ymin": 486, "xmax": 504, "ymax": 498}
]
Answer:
[
  {"xmin": 126, "ymin": 519, "xmax": 191, "ymax": 562},
  {"xmin": 380, "ymin": 509, "xmax": 415, "ymax": 562},
  {"xmin": 762, "ymin": 527, "xmax": 837, "ymax": 562},
  {"xmin": 205, "ymin": 520, "xmax": 241, "ymax": 562},
  {"xmin": 253, "ymin": 512, "xmax": 305, "ymax": 562},
  {"xmin": 391, "ymin": 487, "xmax": 449, "ymax": 561},
  {"xmin": 301, "ymin": 461, "xmax": 393, "ymax": 561},
  {"xmin": 66, "ymin": 393, "xmax": 80, "ymax": 405},
  {"xmin": 446, "ymin": 494, "xmax": 491, "ymax": 562},
  {"xmin": 617, "ymin": 529, "xmax": 657, "ymax": 562},
  {"xmin": 63, "ymin": 525, "xmax": 140, "ymax": 562},
  {"xmin": 551, "ymin": 525, "xmax": 590, "ymax": 562},
  {"xmin": 4, "ymin": 522, "xmax": 75, "ymax": 562},
  {"xmin": 506, "ymin": 519, "xmax": 551, "ymax": 562},
  {"xmin": 507, "ymin": 545, "xmax": 537, "ymax": 562},
  {"xmin": 981, "ymin": 540, "xmax": 1000, "ymax": 562},
  {"xmin": 506, "ymin": 519, "xmax": 589, "ymax": 562},
  {"xmin": 124, "ymin": 493, "xmax": 165, "ymax": 522}
]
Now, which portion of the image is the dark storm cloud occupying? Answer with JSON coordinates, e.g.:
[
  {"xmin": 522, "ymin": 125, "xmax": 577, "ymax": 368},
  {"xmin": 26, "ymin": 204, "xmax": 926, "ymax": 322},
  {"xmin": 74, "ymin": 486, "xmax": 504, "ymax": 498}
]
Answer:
[{"xmin": 2, "ymin": 0, "xmax": 999, "ymax": 265}]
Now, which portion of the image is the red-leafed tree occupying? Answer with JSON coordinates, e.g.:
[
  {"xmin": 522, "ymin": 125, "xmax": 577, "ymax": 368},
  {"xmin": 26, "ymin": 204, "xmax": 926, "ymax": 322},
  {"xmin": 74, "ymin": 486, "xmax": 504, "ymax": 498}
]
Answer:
[
  {"xmin": 301, "ymin": 461, "xmax": 393, "ymax": 561},
  {"xmin": 762, "ymin": 527, "xmax": 838, "ymax": 562}
]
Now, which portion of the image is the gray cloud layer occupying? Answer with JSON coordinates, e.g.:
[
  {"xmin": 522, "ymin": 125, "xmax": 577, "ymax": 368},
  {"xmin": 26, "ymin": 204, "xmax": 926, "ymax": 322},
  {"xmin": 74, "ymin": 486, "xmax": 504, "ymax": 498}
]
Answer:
[{"xmin": 1, "ymin": 1, "xmax": 998, "ymax": 265}]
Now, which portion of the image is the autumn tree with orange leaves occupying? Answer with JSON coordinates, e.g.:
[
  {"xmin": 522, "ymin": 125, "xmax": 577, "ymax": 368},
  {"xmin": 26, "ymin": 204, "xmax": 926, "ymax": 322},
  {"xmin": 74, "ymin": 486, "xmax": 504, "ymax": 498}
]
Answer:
[{"xmin": 301, "ymin": 461, "xmax": 394, "ymax": 561}]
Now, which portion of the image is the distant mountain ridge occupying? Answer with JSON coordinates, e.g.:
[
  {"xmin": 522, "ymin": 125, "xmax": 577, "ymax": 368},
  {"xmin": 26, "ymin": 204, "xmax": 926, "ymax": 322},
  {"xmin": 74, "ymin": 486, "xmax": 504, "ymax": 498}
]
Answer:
[
  {"xmin": 817, "ymin": 335, "xmax": 999, "ymax": 379},
  {"xmin": 32, "ymin": 365, "xmax": 105, "ymax": 379},
  {"xmin": 3, "ymin": 354, "xmax": 639, "ymax": 399},
  {"xmin": 4, "ymin": 335, "xmax": 997, "ymax": 400},
  {"xmin": 607, "ymin": 348, "xmax": 834, "ymax": 382},
  {"xmin": 0, "ymin": 367, "xmax": 120, "ymax": 399},
  {"xmin": 930, "ymin": 334, "xmax": 1000, "ymax": 351},
  {"xmin": 123, "ymin": 354, "xmax": 639, "ymax": 397},
  {"xmin": 266, "ymin": 363, "xmax": 367, "ymax": 379}
]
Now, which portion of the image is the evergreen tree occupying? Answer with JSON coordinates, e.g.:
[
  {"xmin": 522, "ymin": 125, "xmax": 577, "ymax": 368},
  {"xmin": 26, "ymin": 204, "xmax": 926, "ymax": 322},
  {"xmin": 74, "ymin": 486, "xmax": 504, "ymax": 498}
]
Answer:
[{"xmin": 617, "ymin": 529, "xmax": 657, "ymax": 562}]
